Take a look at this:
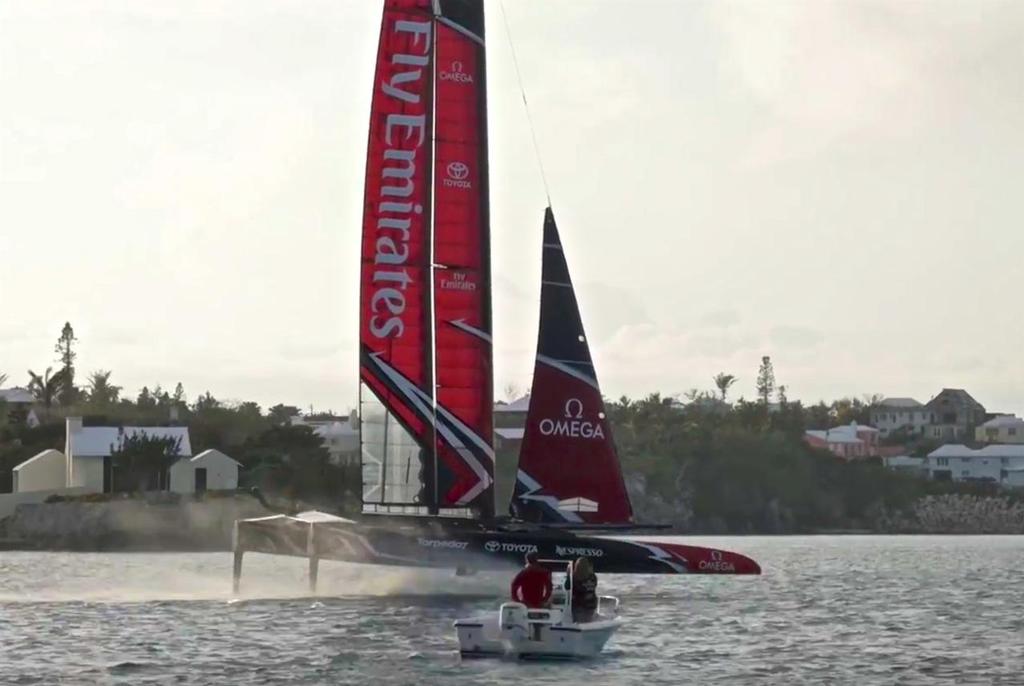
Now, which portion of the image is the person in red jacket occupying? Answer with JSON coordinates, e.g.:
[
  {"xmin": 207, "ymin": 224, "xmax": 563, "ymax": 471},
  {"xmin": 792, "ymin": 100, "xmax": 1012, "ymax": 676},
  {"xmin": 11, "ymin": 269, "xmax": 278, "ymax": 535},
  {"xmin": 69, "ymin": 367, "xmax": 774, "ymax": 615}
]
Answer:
[{"xmin": 510, "ymin": 551, "xmax": 552, "ymax": 609}]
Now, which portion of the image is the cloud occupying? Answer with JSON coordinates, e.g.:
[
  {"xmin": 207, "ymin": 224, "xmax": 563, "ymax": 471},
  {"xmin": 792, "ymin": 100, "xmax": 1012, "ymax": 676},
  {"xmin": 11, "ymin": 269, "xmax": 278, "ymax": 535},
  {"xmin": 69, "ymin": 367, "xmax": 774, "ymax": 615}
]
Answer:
[
  {"xmin": 276, "ymin": 341, "xmax": 346, "ymax": 361},
  {"xmin": 769, "ymin": 325, "xmax": 824, "ymax": 350},
  {"xmin": 709, "ymin": 0, "xmax": 1024, "ymax": 165},
  {"xmin": 576, "ymin": 281, "xmax": 651, "ymax": 341},
  {"xmin": 699, "ymin": 309, "xmax": 741, "ymax": 329}
]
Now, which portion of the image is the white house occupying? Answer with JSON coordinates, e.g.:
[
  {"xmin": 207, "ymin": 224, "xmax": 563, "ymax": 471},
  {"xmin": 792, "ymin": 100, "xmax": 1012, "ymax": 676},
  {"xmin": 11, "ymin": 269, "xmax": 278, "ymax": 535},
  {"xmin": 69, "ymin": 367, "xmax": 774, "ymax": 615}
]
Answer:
[
  {"xmin": 804, "ymin": 423, "xmax": 881, "ymax": 459},
  {"xmin": 12, "ymin": 449, "xmax": 66, "ymax": 493},
  {"xmin": 870, "ymin": 398, "xmax": 929, "ymax": 437},
  {"xmin": 1006, "ymin": 469, "xmax": 1024, "ymax": 489},
  {"xmin": 65, "ymin": 417, "xmax": 192, "ymax": 493},
  {"xmin": 291, "ymin": 412, "xmax": 359, "ymax": 465},
  {"xmin": 925, "ymin": 444, "xmax": 1024, "ymax": 484},
  {"xmin": 169, "ymin": 449, "xmax": 240, "ymax": 494},
  {"xmin": 0, "ymin": 387, "xmax": 41, "ymax": 427},
  {"xmin": 882, "ymin": 455, "xmax": 926, "ymax": 475},
  {"xmin": 975, "ymin": 415, "xmax": 1024, "ymax": 444},
  {"xmin": 315, "ymin": 418, "xmax": 359, "ymax": 466}
]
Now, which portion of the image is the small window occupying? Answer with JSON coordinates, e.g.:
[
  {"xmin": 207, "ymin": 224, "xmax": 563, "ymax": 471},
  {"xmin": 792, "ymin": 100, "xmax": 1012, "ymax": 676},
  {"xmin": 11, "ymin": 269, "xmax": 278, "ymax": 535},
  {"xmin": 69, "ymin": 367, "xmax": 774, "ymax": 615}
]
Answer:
[
  {"xmin": 1010, "ymin": 428, "xmax": 1018, "ymax": 436},
  {"xmin": 937, "ymin": 457, "xmax": 949, "ymax": 466},
  {"xmin": 1001, "ymin": 458, "xmax": 1009, "ymax": 466},
  {"xmin": 961, "ymin": 470, "xmax": 970, "ymax": 477}
]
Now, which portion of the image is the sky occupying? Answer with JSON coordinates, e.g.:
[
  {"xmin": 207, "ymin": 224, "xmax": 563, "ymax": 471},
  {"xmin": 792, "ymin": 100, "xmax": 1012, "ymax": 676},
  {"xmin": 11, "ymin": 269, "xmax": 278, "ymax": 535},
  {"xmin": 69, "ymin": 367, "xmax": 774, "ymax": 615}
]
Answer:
[{"xmin": 2, "ymin": 0, "xmax": 1023, "ymax": 416}]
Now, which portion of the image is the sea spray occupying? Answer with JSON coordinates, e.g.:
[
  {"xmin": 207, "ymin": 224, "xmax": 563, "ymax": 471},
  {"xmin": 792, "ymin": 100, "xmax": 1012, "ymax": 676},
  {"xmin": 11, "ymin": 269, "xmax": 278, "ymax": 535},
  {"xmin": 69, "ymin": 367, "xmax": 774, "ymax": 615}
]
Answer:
[{"xmin": 0, "ymin": 551, "xmax": 506, "ymax": 603}]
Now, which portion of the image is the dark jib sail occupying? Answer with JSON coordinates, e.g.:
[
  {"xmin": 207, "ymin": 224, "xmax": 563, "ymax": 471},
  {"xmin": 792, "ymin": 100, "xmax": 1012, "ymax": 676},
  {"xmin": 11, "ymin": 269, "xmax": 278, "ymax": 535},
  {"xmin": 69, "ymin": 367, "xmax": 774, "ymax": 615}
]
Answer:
[
  {"xmin": 510, "ymin": 208, "xmax": 634, "ymax": 524},
  {"xmin": 360, "ymin": 0, "xmax": 494, "ymax": 517}
]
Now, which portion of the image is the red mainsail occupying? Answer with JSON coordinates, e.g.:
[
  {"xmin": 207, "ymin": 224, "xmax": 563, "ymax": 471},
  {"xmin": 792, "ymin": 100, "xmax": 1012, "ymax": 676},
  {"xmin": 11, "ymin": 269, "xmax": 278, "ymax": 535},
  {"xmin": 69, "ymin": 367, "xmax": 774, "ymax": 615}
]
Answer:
[
  {"xmin": 359, "ymin": 0, "xmax": 493, "ymax": 516},
  {"xmin": 509, "ymin": 209, "xmax": 634, "ymax": 524}
]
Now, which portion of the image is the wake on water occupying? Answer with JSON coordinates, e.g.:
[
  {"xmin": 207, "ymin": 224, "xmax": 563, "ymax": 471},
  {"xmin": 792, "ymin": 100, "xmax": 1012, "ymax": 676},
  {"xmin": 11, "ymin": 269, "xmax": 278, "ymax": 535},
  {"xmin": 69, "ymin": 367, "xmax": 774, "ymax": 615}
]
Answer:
[{"xmin": 0, "ymin": 552, "xmax": 509, "ymax": 604}]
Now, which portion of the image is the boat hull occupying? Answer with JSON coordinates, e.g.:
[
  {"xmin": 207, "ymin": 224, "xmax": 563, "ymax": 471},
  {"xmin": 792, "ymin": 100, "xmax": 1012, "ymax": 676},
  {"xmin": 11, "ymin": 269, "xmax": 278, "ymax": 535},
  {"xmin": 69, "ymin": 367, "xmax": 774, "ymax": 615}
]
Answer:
[
  {"xmin": 455, "ymin": 602, "xmax": 622, "ymax": 659},
  {"xmin": 234, "ymin": 513, "xmax": 761, "ymax": 575}
]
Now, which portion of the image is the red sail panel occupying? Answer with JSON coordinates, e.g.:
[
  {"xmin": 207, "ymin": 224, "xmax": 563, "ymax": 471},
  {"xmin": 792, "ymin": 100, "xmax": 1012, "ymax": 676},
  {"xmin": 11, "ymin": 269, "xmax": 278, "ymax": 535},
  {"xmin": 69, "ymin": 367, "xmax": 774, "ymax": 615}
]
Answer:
[
  {"xmin": 431, "ymin": 13, "xmax": 494, "ymax": 512},
  {"xmin": 510, "ymin": 209, "xmax": 633, "ymax": 524},
  {"xmin": 359, "ymin": 0, "xmax": 436, "ymax": 506}
]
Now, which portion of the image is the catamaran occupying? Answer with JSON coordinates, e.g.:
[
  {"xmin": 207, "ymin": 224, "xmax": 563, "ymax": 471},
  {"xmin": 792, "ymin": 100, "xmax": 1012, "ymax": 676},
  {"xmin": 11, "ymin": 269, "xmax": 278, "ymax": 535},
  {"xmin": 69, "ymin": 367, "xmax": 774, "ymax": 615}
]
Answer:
[{"xmin": 232, "ymin": 0, "xmax": 760, "ymax": 591}]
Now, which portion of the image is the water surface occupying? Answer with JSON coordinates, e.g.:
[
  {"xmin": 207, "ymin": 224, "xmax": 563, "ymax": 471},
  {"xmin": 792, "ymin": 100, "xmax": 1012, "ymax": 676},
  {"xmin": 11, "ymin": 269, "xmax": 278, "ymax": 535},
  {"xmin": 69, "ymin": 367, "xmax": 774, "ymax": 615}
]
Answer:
[{"xmin": 2, "ymin": 536, "xmax": 1022, "ymax": 684}]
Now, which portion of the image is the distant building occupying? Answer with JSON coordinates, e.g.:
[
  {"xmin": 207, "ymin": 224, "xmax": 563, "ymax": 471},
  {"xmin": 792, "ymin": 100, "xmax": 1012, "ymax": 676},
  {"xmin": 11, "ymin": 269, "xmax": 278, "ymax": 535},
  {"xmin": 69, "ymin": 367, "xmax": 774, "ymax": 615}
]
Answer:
[
  {"xmin": 0, "ymin": 387, "xmax": 41, "ymax": 427},
  {"xmin": 494, "ymin": 395, "xmax": 530, "ymax": 451},
  {"xmin": 169, "ymin": 449, "xmax": 240, "ymax": 494},
  {"xmin": 975, "ymin": 415, "xmax": 1024, "ymax": 444},
  {"xmin": 882, "ymin": 455, "xmax": 927, "ymax": 475},
  {"xmin": 870, "ymin": 398, "xmax": 929, "ymax": 437},
  {"xmin": 1, "ymin": 420, "xmax": 238, "ymax": 517},
  {"xmin": 925, "ymin": 444, "xmax": 1024, "ymax": 484},
  {"xmin": 805, "ymin": 422, "xmax": 881, "ymax": 459},
  {"xmin": 64, "ymin": 417, "xmax": 193, "ymax": 493},
  {"xmin": 291, "ymin": 412, "xmax": 359, "ymax": 465},
  {"xmin": 923, "ymin": 389, "xmax": 986, "ymax": 441},
  {"xmin": 12, "ymin": 449, "xmax": 66, "ymax": 493}
]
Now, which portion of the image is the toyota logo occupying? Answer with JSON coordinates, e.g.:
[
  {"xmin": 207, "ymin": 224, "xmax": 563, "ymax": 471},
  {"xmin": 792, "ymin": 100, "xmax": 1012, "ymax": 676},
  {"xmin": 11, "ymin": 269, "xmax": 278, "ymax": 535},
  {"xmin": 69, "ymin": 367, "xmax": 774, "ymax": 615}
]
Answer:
[
  {"xmin": 446, "ymin": 161, "xmax": 469, "ymax": 180},
  {"xmin": 484, "ymin": 540, "xmax": 500, "ymax": 552}
]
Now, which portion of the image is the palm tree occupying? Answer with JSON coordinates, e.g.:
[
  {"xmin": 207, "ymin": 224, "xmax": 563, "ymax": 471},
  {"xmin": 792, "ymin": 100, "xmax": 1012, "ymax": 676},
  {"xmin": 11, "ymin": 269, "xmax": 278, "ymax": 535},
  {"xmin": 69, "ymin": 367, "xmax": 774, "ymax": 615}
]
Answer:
[
  {"xmin": 27, "ymin": 367, "xmax": 68, "ymax": 408},
  {"xmin": 713, "ymin": 373, "xmax": 737, "ymax": 402},
  {"xmin": 86, "ymin": 370, "xmax": 122, "ymax": 406}
]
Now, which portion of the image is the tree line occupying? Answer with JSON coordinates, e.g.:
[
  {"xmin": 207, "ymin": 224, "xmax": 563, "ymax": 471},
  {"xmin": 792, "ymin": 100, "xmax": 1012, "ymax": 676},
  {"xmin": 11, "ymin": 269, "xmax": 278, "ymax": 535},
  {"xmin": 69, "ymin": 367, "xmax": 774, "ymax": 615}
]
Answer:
[
  {"xmin": 4, "ymin": 326, "xmax": 1010, "ymax": 531},
  {"xmin": 1, "ymin": 323, "xmax": 356, "ymax": 507}
]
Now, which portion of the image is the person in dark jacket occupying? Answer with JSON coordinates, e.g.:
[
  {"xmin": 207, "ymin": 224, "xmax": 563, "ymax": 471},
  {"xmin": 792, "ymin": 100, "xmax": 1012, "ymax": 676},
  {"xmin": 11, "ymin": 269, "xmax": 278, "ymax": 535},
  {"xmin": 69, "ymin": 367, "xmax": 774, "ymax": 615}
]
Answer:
[{"xmin": 570, "ymin": 556, "xmax": 598, "ymax": 623}]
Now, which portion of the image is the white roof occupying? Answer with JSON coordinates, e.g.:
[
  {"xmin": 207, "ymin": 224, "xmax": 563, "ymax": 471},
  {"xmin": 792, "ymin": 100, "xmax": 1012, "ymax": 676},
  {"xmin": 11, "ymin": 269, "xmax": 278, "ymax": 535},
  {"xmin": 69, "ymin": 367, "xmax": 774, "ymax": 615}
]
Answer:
[
  {"xmin": 311, "ymin": 420, "xmax": 359, "ymax": 452},
  {"xmin": 0, "ymin": 387, "xmax": 35, "ymax": 403},
  {"xmin": 313, "ymin": 420, "xmax": 358, "ymax": 438},
  {"xmin": 70, "ymin": 426, "xmax": 192, "ymax": 457},
  {"xmin": 878, "ymin": 397, "xmax": 923, "ymax": 408},
  {"xmin": 294, "ymin": 510, "xmax": 355, "ymax": 524},
  {"xmin": 929, "ymin": 444, "xmax": 1024, "ymax": 459},
  {"xmin": 496, "ymin": 427, "xmax": 525, "ymax": 440},
  {"xmin": 806, "ymin": 429, "xmax": 861, "ymax": 444},
  {"xmin": 188, "ymin": 448, "xmax": 241, "ymax": 466},
  {"xmin": 980, "ymin": 415, "xmax": 1023, "ymax": 429},
  {"xmin": 13, "ymin": 449, "xmax": 65, "ymax": 471},
  {"xmin": 806, "ymin": 422, "xmax": 879, "ymax": 444},
  {"xmin": 495, "ymin": 395, "xmax": 530, "ymax": 413}
]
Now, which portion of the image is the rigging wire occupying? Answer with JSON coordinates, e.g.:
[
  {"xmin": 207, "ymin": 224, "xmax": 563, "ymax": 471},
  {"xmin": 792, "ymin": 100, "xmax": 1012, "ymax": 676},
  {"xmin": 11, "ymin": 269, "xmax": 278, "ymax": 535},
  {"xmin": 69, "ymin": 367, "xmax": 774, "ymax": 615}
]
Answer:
[{"xmin": 499, "ymin": 0, "xmax": 552, "ymax": 207}]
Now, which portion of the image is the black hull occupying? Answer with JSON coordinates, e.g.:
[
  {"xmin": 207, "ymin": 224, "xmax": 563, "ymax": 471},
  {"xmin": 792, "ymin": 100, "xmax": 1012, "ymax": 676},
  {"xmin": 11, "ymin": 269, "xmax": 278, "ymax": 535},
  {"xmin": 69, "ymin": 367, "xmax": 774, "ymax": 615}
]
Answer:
[{"xmin": 234, "ymin": 513, "xmax": 760, "ymax": 576}]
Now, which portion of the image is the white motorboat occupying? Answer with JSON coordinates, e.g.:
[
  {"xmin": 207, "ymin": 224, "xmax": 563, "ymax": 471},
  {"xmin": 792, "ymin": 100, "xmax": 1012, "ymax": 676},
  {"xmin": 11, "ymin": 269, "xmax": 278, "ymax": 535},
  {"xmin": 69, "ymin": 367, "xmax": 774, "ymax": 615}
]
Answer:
[{"xmin": 454, "ymin": 562, "xmax": 623, "ymax": 659}]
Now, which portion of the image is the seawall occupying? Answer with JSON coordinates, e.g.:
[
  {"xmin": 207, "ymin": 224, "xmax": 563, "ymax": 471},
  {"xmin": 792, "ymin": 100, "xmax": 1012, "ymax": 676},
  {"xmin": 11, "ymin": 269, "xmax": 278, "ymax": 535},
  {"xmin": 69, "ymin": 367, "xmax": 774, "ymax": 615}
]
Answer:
[{"xmin": 0, "ymin": 492, "xmax": 272, "ymax": 551}]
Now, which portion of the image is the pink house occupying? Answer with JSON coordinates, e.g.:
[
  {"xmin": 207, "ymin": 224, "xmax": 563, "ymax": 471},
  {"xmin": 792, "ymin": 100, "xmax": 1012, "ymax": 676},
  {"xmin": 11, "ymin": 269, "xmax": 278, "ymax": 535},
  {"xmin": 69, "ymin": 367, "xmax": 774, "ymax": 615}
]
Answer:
[{"xmin": 805, "ymin": 422, "xmax": 881, "ymax": 459}]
